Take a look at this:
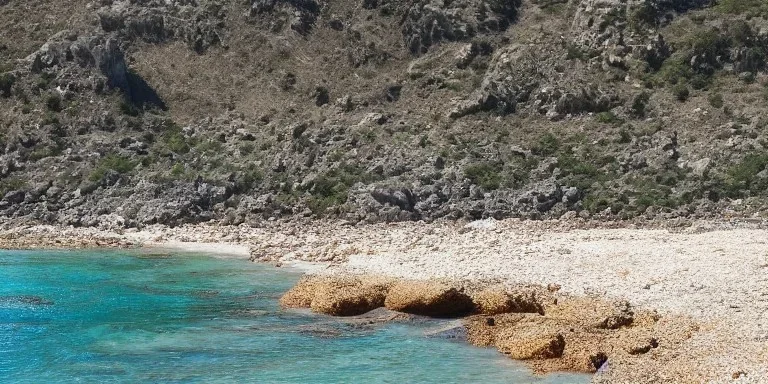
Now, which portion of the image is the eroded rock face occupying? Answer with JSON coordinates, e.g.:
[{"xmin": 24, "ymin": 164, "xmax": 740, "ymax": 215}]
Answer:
[
  {"xmin": 280, "ymin": 275, "xmax": 393, "ymax": 316},
  {"xmin": 384, "ymin": 280, "xmax": 475, "ymax": 317},
  {"xmin": 26, "ymin": 32, "xmax": 129, "ymax": 91},
  {"xmin": 570, "ymin": 0, "xmax": 711, "ymax": 66},
  {"xmin": 496, "ymin": 325, "xmax": 566, "ymax": 359},
  {"xmin": 98, "ymin": 0, "xmax": 225, "ymax": 52},
  {"xmin": 450, "ymin": 43, "xmax": 621, "ymax": 119},
  {"xmin": 463, "ymin": 295, "xmax": 698, "ymax": 375},
  {"xmin": 472, "ymin": 287, "xmax": 546, "ymax": 315},
  {"xmin": 250, "ymin": 0, "xmax": 321, "ymax": 35},
  {"xmin": 402, "ymin": 0, "xmax": 521, "ymax": 54}
]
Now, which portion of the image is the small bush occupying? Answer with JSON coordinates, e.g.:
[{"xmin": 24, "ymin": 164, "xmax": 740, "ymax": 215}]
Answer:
[
  {"xmin": 631, "ymin": 92, "xmax": 650, "ymax": 117},
  {"xmin": 721, "ymin": 153, "xmax": 768, "ymax": 197},
  {"xmin": 36, "ymin": 72, "xmax": 56, "ymax": 90},
  {"xmin": 595, "ymin": 111, "xmax": 622, "ymax": 124},
  {"xmin": 0, "ymin": 73, "xmax": 15, "ymax": 98},
  {"xmin": 532, "ymin": 132, "xmax": 560, "ymax": 156},
  {"xmin": 716, "ymin": 0, "xmax": 768, "ymax": 16},
  {"xmin": 658, "ymin": 57, "xmax": 693, "ymax": 85},
  {"xmin": 708, "ymin": 93, "xmax": 724, "ymax": 108},
  {"xmin": 464, "ymin": 162, "xmax": 502, "ymax": 190},
  {"xmin": 237, "ymin": 167, "xmax": 264, "ymax": 191},
  {"xmin": 45, "ymin": 93, "xmax": 63, "ymax": 112},
  {"xmin": 239, "ymin": 143, "xmax": 255, "ymax": 155},
  {"xmin": 672, "ymin": 84, "xmax": 689, "ymax": 102},
  {"xmin": 89, "ymin": 154, "xmax": 136, "ymax": 182},
  {"xmin": 689, "ymin": 30, "xmax": 731, "ymax": 70},
  {"xmin": 164, "ymin": 131, "xmax": 189, "ymax": 154},
  {"xmin": 617, "ymin": 129, "xmax": 632, "ymax": 144},
  {"xmin": 303, "ymin": 165, "xmax": 382, "ymax": 214},
  {"xmin": 0, "ymin": 177, "xmax": 27, "ymax": 196},
  {"xmin": 170, "ymin": 163, "xmax": 185, "ymax": 176},
  {"xmin": 119, "ymin": 99, "xmax": 140, "ymax": 116},
  {"xmin": 629, "ymin": 3, "xmax": 658, "ymax": 31}
]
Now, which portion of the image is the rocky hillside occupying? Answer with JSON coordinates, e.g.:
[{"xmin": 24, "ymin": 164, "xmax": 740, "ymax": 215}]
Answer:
[{"xmin": 1, "ymin": 0, "xmax": 768, "ymax": 228}]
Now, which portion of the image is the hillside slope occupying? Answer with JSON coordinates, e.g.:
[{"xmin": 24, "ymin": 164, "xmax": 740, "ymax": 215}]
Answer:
[{"xmin": 1, "ymin": 0, "xmax": 768, "ymax": 227}]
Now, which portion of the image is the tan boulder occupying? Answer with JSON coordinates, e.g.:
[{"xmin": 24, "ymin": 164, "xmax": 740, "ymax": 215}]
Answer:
[
  {"xmin": 472, "ymin": 287, "xmax": 545, "ymax": 315},
  {"xmin": 496, "ymin": 324, "xmax": 566, "ymax": 360},
  {"xmin": 384, "ymin": 280, "xmax": 474, "ymax": 317},
  {"xmin": 280, "ymin": 275, "xmax": 392, "ymax": 316},
  {"xmin": 310, "ymin": 281, "xmax": 390, "ymax": 316}
]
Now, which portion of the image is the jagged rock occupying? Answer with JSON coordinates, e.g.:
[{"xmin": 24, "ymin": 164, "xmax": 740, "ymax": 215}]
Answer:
[
  {"xmin": 402, "ymin": 0, "xmax": 521, "ymax": 54},
  {"xmin": 370, "ymin": 188, "xmax": 416, "ymax": 211},
  {"xmin": 250, "ymin": 0, "xmax": 320, "ymax": 35},
  {"xmin": 472, "ymin": 288, "xmax": 546, "ymax": 315},
  {"xmin": 98, "ymin": 0, "xmax": 225, "ymax": 52},
  {"xmin": 385, "ymin": 280, "xmax": 474, "ymax": 317},
  {"xmin": 280, "ymin": 275, "xmax": 393, "ymax": 316},
  {"xmin": 3, "ymin": 190, "xmax": 25, "ymax": 204},
  {"xmin": 496, "ymin": 326, "xmax": 566, "ymax": 359},
  {"xmin": 27, "ymin": 33, "xmax": 129, "ymax": 91}
]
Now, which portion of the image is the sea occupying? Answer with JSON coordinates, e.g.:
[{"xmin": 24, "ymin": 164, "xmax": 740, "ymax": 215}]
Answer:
[{"xmin": 0, "ymin": 249, "xmax": 589, "ymax": 383}]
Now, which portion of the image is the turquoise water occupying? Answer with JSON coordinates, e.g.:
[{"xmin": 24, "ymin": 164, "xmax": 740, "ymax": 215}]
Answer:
[{"xmin": 0, "ymin": 249, "xmax": 589, "ymax": 383}]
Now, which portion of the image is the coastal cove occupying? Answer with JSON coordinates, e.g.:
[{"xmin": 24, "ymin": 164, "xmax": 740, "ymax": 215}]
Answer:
[
  {"xmin": 1, "ymin": 219, "xmax": 766, "ymax": 383},
  {"xmin": 0, "ymin": 248, "xmax": 588, "ymax": 383}
]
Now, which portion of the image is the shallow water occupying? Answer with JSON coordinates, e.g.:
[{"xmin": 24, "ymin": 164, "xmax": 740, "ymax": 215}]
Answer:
[{"xmin": 0, "ymin": 249, "xmax": 589, "ymax": 383}]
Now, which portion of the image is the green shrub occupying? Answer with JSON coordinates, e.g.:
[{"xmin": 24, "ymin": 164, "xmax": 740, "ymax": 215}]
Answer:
[
  {"xmin": 236, "ymin": 167, "xmax": 264, "ymax": 191},
  {"xmin": 741, "ymin": 47, "xmax": 766, "ymax": 73},
  {"xmin": 170, "ymin": 163, "xmax": 185, "ymax": 176},
  {"xmin": 0, "ymin": 73, "xmax": 15, "ymax": 98},
  {"xmin": 658, "ymin": 57, "xmax": 693, "ymax": 85},
  {"xmin": 239, "ymin": 142, "xmax": 255, "ymax": 155},
  {"xmin": 629, "ymin": 3, "xmax": 658, "ymax": 31},
  {"xmin": 715, "ymin": 0, "xmax": 768, "ymax": 16},
  {"xmin": 631, "ymin": 92, "xmax": 650, "ymax": 117},
  {"xmin": 617, "ymin": 129, "xmax": 632, "ymax": 144},
  {"xmin": 45, "ymin": 93, "xmax": 62, "ymax": 112},
  {"xmin": 464, "ymin": 162, "xmax": 502, "ymax": 190},
  {"xmin": 0, "ymin": 177, "xmax": 27, "ymax": 196},
  {"xmin": 532, "ymin": 132, "xmax": 560, "ymax": 156},
  {"xmin": 720, "ymin": 153, "xmax": 768, "ymax": 198},
  {"xmin": 708, "ymin": 93, "xmax": 724, "ymax": 108},
  {"xmin": 89, "ymin": 154, "xmax": 136, "ymax": 182},
  {"xmin": 164, "ymin": 131, "xmax": 189, "ymax": 154},
  {"xmin": 303, "ymin": 165, "xmax": 382, "ymax": 214},
  {"xmin": 119, "ymin": 99, "xmax": 140, "ymax": 116},
  {"xmin": 672, "ymin": 84, "xmax": 689, "ymax": 102},
  {"xmin": 196, "ymin": 139, "xmax": 223, "ymax": 154},
  {"xmin": 595, "ymin": 111, "xmax": 622, "ymax": 124},
  {"xmin": 36, "ymin": 72, "xmax": 56, "ymax": 90}
]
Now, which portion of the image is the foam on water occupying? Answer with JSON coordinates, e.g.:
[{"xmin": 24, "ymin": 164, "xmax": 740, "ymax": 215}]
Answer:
[{"xmin": 0, "ymin": 249, "xmax": 589, "ymax": 383}]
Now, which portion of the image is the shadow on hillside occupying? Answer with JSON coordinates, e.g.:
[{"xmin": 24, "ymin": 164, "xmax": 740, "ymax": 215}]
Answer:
[{"xmin": 126, "ymin": 70, "xmax": 167, "ymax": 111}]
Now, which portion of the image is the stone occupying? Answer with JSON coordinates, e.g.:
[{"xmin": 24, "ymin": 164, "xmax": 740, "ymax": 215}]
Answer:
[
  {"xmin": 280, "ymin": 275, "xmax": 392, "ymax": 316},
  {"xmin": 384, "ymin": 280, "xmax": 474, "ymax": 317},
  {"xmin": 496, "ymin": 326, "xmax": 566, "ymax": 359}
]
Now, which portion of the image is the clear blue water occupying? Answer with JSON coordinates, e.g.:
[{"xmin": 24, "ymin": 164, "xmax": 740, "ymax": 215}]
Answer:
[{"xmin": 0, "ymin": 249, "xmax": 589, "ymax": 383}]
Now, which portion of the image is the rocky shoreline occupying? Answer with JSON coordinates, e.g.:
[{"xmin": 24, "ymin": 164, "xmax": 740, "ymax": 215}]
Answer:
[
  {"xmin": 279, "ymin": 274, "xmax": 702, "ymax": 381},
  {"xmin": 0, "ymin": 218, "xmax": 766, "ymax": 383}
]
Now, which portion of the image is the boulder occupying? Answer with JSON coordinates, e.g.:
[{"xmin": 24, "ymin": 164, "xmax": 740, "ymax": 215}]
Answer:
[
  {"xmin": 280, "ymin": 275, "xmax": 392, "ymax": 316},
  {"xmin": 402, "ymin": 0, "xmax": 521, "ymax": 54},
  {"xmin": 496, "ymin": 325, "xmax": 566, "ymax": 359},
  {"xmin": 385, "ymin": 281, "xmax": 474, "ymax": 317},
  {"xmin": 472, "ymin": 288, "xmax": 545, "ymax": 315}
]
